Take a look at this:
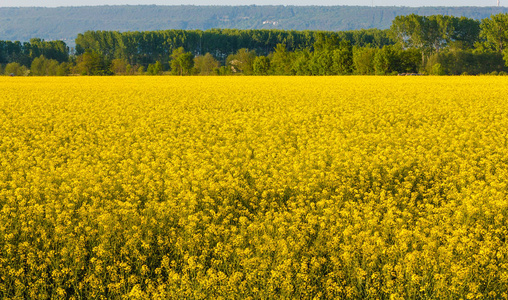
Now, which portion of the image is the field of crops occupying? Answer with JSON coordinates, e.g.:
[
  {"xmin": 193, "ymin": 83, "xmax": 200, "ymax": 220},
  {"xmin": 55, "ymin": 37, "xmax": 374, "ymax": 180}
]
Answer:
[{"xmin": 1, "ymin": 76, "xmax": 508, "ymax": 299}]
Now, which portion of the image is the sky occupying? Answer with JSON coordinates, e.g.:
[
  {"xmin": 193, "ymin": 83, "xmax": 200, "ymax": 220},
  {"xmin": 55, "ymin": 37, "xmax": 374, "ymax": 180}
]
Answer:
[{"xmin": 0, "ymin": 0, "xmax": 503, "ymax": 7}]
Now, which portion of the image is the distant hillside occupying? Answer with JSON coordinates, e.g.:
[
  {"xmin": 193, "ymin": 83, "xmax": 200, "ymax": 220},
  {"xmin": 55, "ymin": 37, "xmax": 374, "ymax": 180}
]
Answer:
[{"xmin": 1, "ymin": 5, "xmax": 508, "ymax": 46}]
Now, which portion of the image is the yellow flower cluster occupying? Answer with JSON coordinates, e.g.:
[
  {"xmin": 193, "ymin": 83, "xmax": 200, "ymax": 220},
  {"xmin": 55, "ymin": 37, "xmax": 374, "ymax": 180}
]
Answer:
[{"xmin": 1, "ymin": 76, "xmax": 508, "ymax": 299}]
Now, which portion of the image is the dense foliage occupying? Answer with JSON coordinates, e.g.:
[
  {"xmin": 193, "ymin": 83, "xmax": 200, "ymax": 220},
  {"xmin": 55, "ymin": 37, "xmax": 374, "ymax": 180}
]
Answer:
[
  {"xmin": 74, "ymin": 28, "xmax": 390, "ymax": 65},
  {"xmin": 1, "ymin": 76, "xmax": 508, "ymax": 298},
  {"xmin": 2, "ymin": 13, "xmax": 508, "ymax": 76},
  {"xmin": 0, "ymin": 39, "xmax": 68, "ymax": 66}
]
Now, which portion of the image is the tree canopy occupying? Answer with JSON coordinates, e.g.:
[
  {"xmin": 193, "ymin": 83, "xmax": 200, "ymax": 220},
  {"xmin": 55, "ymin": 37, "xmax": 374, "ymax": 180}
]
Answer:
[{"xmin": 2, "ymin": 13, "xmax": 508, "ymax": 76}]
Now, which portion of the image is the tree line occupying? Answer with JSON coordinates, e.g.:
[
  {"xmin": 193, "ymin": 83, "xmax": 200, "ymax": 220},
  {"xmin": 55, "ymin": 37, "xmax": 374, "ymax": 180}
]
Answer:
[{"xmin": 2, "ymin": 13, "xmax": 508, "ymax": 76}]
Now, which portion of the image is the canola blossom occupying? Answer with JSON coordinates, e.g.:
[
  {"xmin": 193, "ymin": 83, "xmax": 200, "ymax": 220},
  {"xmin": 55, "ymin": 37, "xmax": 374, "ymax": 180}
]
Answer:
[{"xmin": 1, "ymin": 76, "xmax": 508, "ymax": 299}]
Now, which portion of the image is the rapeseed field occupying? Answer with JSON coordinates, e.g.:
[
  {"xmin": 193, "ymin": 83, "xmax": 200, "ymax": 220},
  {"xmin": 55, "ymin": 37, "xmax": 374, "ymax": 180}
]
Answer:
[{"xmin": 1, "ymin": 76, "xmax": 507, "ymax": 299}]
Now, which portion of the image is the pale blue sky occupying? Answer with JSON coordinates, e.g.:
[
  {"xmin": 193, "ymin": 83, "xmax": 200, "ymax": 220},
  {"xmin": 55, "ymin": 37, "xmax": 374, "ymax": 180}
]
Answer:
[{"xmin": 0, "ymin": 0, "xmax": 503, "ymax": 7}]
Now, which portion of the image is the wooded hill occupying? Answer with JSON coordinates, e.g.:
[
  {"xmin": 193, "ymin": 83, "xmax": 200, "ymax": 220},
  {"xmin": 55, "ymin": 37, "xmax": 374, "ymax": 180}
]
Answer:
[{"xmin": 1, "ymin": 5, "xmax": 508, "ymax": 45}]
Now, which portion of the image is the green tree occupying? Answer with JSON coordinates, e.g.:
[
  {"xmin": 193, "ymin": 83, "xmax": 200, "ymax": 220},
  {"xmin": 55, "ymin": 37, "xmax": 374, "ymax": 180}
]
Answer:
[
  {"xmin": 427, "ymin": 50, "xmax": 506, "ymax": 75},
  {"xmin": 331, "ymin": 41, "xmax": 353, "ymax": 75},
  {"xmin": 75, "ymin": 49, "xmax": 110, "ymax": 75},
  {"xmin": 309, "ymin": 50, "xmax": 334, "ymax": 75},
  {"xmin": 313, "ymin": 32, "xmax": 340, "ymax": 52},
  {"xmin": 270, "ymin": 44, "xmax": 293, "ymax": 75},
  {"xmin": 253, "ymin": 56, "xmax": 270, "ymax": 75},
  {"xmin": 431, "ymin": 63, "xmax": 445, "ymax": 75},
  {"xmin": 481, "ymin": 13, "xmax": 508, "ymax": 53},
  {"xmin": 226, "ymin": 48, "xmax": 256, "ymax": 75},
  {"xmin": 353, "ymin": 47, "xmax": 377, "ymax": 75},
  {"xmin": 110, "ymin": 58, "xmax": 129, "ymax": 75},
  {"xmin": 291, "ymin": 50, "xmax": 312, "ymax": 75},
  {"xmin": 56, "ymin": 63, "xmax": 70, "ymax": 76},
  {"xmin": 28, "ymin": 38, "xmax": 69, "ymax": 63},
  {"xmin": 30, "ymin": 55, "xmax": 46, "ymax": 76},
  {"xmin": 170, "ymin": 47, "xmax": 194, "ymax": 75},
  {"xmin": 374, "ymin": 45, "xmax": 399, "ymax": 75},
  {"xmin": 194, "ymin": 53, "xmax": 220, "ymax": 75},
  {"xmin": 45, "ymin": 59, "xmax": 59, "ymax": 76},
  {"xmin": 451, "ymin": 17, "xmax": 481, "ymax": 49},
  {"xmin": 427, "ymin": 15, "xmax": 455, "ymax": 53},
  {"xmin": 217, "ymin": 66, "xmax": 232, "ymax": 75},
  {"xmin": 126, "ymin": 64, "xmax": 133, "ymax": 75},
  {"xmin": 5, "ymin": 62, "xmax": 27, "ymax": 76},
  {"xmin": 147, "ymin": 61, "xmax": 163, "ymax": 75},
  {"xmin": 390, "ymin": 14, "xmax": 457, "ymax": 65},
  {"xmin": 390, "ymin": 14, "xmax": 429, "ymax": 52},
  {"xmin": 399, "ymin": 48, "xmax": 422, "ymax": 73},
  {"xmin": 30, "ymin": 55, "xmax": 61, "ymax": 76}
]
